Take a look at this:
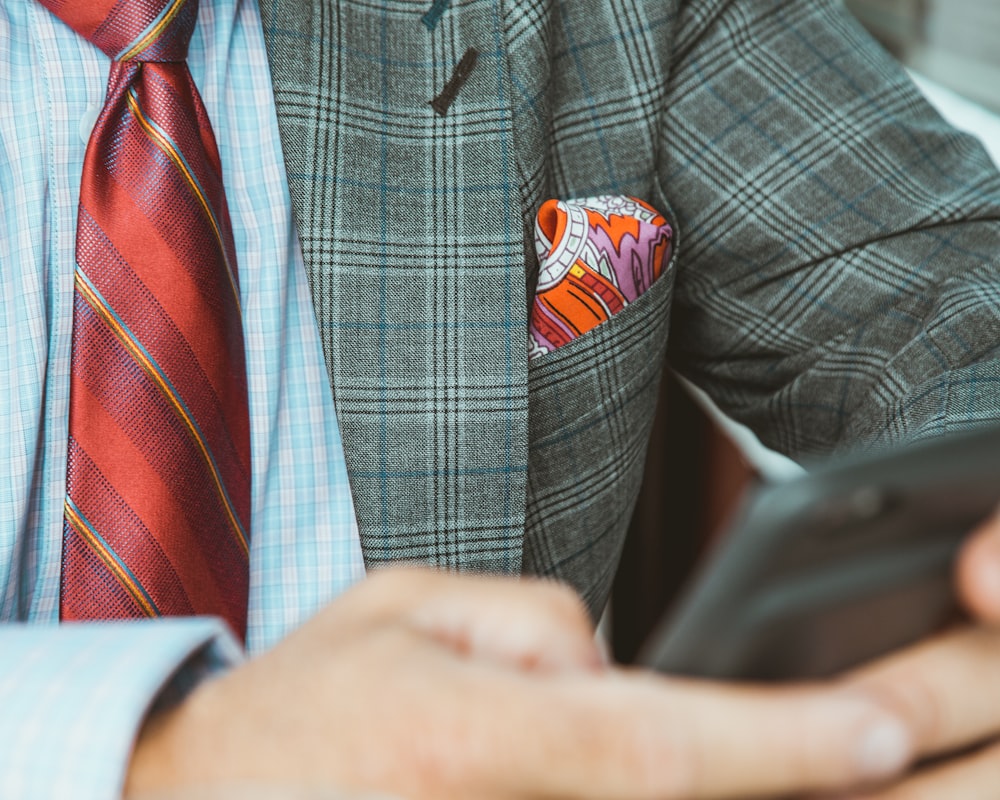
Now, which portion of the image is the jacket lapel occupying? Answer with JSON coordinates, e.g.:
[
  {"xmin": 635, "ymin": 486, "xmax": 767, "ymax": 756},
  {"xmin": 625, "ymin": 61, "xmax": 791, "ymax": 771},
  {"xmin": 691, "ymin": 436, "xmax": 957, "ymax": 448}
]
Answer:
[{"xmin": 258, "ymin": 0, "xmax": 529, "ymax": 573}]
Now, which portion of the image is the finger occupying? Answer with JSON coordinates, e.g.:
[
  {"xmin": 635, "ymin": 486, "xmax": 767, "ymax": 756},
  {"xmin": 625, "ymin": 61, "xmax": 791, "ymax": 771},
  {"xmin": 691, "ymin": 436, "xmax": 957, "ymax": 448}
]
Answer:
[
  {"xmin": 849, "ymin": 626, "xmax": 1000, "ymax": 758},
  {"xmin": 333, "ymin": 567, "xmax": 605, "ymax": 672},
  {"xmin": 405, "ymin": 572, "xmax": 605, "ymax": 672},
  {"xmin": 956, "ymin": 508, "xmax": 1000, "ymax": 624},
  {"xmin": 840, "ymin": 738, "xmax": 1000, "ymax": 799},
  {"xmin": 481, "ymin": 669, "xmax": 912, "ymax": 799}
]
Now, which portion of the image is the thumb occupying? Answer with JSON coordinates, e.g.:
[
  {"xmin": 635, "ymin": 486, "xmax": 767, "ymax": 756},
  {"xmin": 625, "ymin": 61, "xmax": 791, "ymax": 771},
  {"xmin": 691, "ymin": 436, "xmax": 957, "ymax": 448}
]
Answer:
[
  {"xmin": 405, "ymin": 572, "xmax": 607, "ymax": 672},
  {"xmin": 956, "ymin": 506, "xmax": 1000, "ymax": 624}
]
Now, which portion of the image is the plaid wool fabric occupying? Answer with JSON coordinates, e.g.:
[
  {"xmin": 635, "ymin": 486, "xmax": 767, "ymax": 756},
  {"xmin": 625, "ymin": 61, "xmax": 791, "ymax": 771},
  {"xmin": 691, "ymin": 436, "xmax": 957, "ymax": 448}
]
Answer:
[{"xmin": 260, "ymin": 0, "xmax": 1000, "ymax": 612}]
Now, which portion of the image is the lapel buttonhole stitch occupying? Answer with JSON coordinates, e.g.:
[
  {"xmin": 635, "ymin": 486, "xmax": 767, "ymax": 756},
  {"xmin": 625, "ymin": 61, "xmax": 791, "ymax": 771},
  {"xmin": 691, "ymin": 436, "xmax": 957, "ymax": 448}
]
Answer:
[{"xmin": 430, "ymin": 46, "xmax": 479, "ymax": 117}]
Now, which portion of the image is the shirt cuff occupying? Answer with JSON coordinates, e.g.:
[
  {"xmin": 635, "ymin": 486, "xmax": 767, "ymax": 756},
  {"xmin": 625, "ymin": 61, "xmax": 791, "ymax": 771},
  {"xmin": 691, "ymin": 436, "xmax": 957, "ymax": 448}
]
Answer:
[{"xmin": 0, "ymin": 619, "xmax": 244, "ymax": 800}]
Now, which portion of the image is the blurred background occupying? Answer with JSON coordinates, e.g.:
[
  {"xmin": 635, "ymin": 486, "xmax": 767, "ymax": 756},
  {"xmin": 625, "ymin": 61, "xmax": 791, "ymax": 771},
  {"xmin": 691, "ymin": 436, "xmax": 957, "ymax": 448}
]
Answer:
[
  {"xmin": 610, "ymin": 0, "xmax": 1000, "ymax": 663},
  {"xmin": 845, "ymin": 0, "xmax": 1000, "ymax": 112}
]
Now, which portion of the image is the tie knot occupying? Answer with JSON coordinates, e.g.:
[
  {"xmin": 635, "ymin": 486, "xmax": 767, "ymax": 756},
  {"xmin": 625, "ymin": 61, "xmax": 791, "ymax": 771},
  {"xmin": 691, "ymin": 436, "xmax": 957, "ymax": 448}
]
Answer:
[{"xmin": 38, "ymin": 0, "xmax": 198, "ymax": 63}]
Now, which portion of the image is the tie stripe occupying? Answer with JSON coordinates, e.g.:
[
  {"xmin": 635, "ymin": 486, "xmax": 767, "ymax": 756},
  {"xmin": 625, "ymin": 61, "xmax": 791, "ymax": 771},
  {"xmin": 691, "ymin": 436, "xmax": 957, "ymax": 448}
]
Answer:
[
  {"xmin": 65, "ymin": 426, "xmax": 228, "ymax": 617},
  {"xmin": 117, "ymin": 0, "xmax": 189, "ymax": 61},
  {"xmin": 123, "ymin": 87, "xmax": 241, "ymax": 308},
  {"xmin": 47, "ymin": 0, "xmax": 252, "ymax": 638},
  {"xmin": 68, "ymin": 280, "xmax": 250, "ymax": 618},
  {"xmin": 73, "ymin": 269, "xmax": 250, "ymax": 555},
  {"xmin": 64, "ymin": 498, "xmax": 162, "ymax": 618}
]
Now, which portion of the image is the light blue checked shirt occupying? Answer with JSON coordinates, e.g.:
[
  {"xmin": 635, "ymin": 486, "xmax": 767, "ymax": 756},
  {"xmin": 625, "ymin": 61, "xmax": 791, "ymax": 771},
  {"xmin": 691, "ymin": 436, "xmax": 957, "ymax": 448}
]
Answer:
[{"xmin": 0, "ymin": 0, "xmax": 367, "ymax": 796}]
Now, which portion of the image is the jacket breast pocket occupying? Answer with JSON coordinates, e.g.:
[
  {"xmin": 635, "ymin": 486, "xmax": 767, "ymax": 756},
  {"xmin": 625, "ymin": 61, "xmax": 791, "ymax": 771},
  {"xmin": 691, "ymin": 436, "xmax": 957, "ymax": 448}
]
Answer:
[{"xmin": 523, "ymin": 189, "xmax": 678, "ymax": 616}]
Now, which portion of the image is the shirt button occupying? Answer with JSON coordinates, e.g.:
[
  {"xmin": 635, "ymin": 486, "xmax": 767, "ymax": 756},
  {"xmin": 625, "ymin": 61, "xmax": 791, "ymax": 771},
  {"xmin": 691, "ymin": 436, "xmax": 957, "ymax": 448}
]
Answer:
[{"xmin": 79, "ymin": 103, "xmax": 101, "ymax": 144}]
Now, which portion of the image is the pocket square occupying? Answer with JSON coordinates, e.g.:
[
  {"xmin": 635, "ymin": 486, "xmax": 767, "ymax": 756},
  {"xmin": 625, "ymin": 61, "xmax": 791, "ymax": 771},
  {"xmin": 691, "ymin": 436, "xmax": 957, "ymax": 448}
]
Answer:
[{"xmin": 528, "ymin": 195, "xmax": 673, "ymax": 360}]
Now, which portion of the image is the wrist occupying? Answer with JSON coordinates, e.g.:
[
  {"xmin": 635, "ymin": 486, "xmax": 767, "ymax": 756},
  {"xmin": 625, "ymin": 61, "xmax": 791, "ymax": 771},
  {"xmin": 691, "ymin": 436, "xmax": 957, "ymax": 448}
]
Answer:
[{"xmin": 124, "ymin": 674, "xmax": 225, "ymax": 795}]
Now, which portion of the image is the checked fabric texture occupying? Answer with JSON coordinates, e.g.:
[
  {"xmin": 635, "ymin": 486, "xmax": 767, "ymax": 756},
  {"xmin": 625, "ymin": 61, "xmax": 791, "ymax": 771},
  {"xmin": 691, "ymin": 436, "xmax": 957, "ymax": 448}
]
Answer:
[
  {"xmin": 529, "ymin": 196, "xmax": 673, "ymax": 360},
  {"xmin": 42, "ymin": 0, "xmax": 252, "ymax": 638},
  {"xmin": 258, "ymin": 0, "xmax": 1000, "ymax": 613}
]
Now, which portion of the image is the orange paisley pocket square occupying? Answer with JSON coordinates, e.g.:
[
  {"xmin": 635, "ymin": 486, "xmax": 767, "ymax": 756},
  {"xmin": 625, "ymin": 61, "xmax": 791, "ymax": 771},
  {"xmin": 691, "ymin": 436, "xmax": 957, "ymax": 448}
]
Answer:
[{"xmin": 528, "ymin": 195, "xmax": 673, "ymax": 360}]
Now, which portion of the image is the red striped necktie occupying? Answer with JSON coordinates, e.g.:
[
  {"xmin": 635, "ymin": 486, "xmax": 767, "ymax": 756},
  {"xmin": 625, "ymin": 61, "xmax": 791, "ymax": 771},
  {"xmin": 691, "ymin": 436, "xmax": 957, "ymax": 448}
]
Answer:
[{"xmin": 42, "ymin": 0, "xmax": 252, "ymax": 639}]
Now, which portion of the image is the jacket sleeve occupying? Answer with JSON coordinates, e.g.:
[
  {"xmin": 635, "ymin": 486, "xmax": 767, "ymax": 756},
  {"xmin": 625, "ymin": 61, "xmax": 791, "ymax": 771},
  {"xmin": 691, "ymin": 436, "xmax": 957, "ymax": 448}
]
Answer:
[
  {"xmin": 0, "ymin": 620, "xmax": 243, "ymax": 800},
  {"xmin": 660, "ymin": 0, "xmax": 1000, "ymax": 458}
]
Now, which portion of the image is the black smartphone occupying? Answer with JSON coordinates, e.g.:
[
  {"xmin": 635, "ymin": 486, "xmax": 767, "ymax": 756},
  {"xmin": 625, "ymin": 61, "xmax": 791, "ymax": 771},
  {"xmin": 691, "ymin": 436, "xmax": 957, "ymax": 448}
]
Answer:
[{"xmin": 639, "ymin": 425, "xmax": 1000, "ymax": 681}]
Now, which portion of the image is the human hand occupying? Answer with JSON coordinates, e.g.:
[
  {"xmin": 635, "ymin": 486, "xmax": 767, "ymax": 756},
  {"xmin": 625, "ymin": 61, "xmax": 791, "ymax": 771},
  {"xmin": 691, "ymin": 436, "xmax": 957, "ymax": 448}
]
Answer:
[
  {"xmin": 128, "ymin": 790, "xmax": 399, "ymax": 800},
  {"xmin": 124, "ymin": 569, "xmax": 912, "ymax": 800},
  {"xmin": 830, "ymin": 510, "xmax": 1000, "ymax": 798}
]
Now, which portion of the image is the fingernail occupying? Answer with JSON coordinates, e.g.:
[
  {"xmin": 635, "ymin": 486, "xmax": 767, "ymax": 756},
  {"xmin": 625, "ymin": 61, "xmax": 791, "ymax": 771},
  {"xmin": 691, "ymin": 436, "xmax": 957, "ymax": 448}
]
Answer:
[
  {"xmin": 979, "ymin": 554, "xmax": 1000, "ymax": 606},
  {"xmin": 593, "ymin": 633, "xmax": 612, "ymax": 669},
  {"xmin": 982, "ymin": 518, "xmax": 1000, "ymax": 554},
  {"xmin": 854, "ymin": 717, "xmax": 910, "ymax": 779}
]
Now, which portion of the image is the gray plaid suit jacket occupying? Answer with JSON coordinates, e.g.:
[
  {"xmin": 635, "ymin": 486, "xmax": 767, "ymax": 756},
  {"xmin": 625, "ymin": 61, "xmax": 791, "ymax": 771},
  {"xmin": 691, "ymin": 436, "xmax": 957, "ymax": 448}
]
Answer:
[{"xmin": 258, "ymin": 0, "xmax": 1000, "ymax": 615}]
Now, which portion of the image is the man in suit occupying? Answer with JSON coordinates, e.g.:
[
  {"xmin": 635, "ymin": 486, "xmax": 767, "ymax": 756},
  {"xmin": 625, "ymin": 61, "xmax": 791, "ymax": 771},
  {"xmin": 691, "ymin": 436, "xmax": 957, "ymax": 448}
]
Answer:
[{"xmin": 5, "ymin": 0, "xmax": 1000, "ymax": 796}]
